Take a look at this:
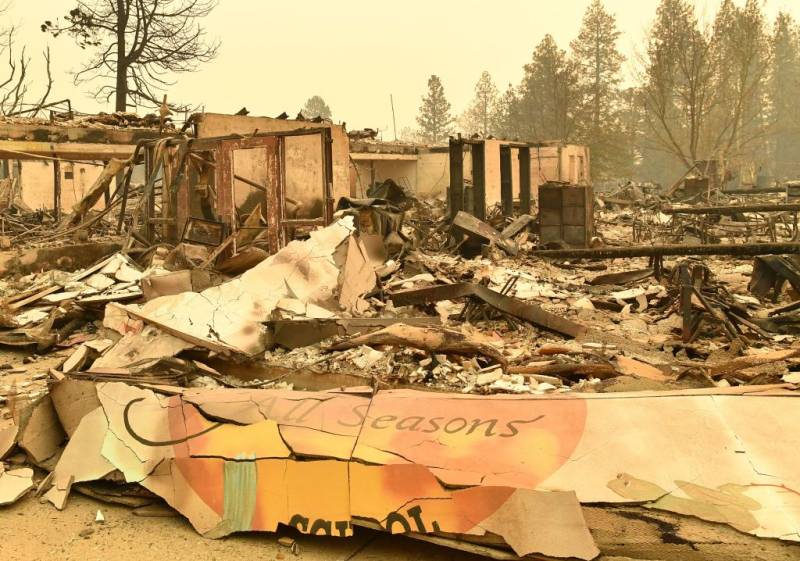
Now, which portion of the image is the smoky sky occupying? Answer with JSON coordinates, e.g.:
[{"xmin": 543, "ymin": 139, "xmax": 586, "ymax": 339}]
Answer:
[{"xmin": 10, "ymin": 0, "xmax": 800, "ymax": 136}]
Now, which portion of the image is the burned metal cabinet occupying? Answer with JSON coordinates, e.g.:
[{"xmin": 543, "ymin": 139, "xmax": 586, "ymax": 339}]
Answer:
[{"xmin": 538, "ymin": 182, "xmax": 593, "ymax": 247}]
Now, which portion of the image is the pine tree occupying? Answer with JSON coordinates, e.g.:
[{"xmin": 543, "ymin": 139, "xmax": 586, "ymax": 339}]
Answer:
[
  {"xmin": 771, "ymin": 12, "xmax": 800, "ymax": 178},
  {"xmin": 517, "ymin": 35, "xmax": 578, "ymax": 141},
  {"xmin": 493, "ymin": 84, "xmax": 521, "ymax": 139},
  {"xmin": 302, "ymin": 95, "xmax": 332, "ymax": 120},
  {"xmin": 570, "ymin": 0, "xmax": 626, "ymax": 178},
  {"xmin": 416, "ymin": 75, "xmax": 454, "ymax": 143},
  {"xmin": 460, "ymin": 71, "xmax": 499, "ymax": 136}
]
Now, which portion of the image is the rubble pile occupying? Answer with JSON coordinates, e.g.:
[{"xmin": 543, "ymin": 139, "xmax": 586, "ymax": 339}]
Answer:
[{"xmin": 1, "ymin": 129, "xmax": 800, "ymax": 559}]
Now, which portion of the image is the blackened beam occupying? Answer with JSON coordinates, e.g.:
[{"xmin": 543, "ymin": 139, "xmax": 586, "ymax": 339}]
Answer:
[
  {"xmin": 389, "ymin": 282, "xmax": 588, "ymax": 339},
  {"xmin": 722, "ymin": 186, "xmax": 785, "ymax": 194},
  {"xmin": 662, "ymin": 203, "xmax": 800, "ymax": 215},
  {"xmin": 531, "ymin": 243, "xmax": 800, "ymax": 259}
]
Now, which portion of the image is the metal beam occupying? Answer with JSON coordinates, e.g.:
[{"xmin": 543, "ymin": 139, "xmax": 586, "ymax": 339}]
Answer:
[
  {"xmin": 662, "ymin": 203, "xmax": 800, "ymax": 215},
  {"xmin": 722, "ymin": 186, "xmax": 785, "ymax": 195},
  {"xmin": 0, "ymin": 140, "xmax": 139, "ymax": 161},
  {"xmin": 531, "ymin": 243, "xmax": 800, "ymax": 259}
]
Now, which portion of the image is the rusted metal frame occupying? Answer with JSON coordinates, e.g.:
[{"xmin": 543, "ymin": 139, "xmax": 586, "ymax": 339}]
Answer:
[
  {"xmin": 499, "ymin": 145, "xmax": 513, "ymax": 217},
  {"xmin": 519, "ymin": 147, "xmax": 531, "ymax": 215},
  {"xmin": 53, "ymin": 159, "xmax": 61, "ymax": 221},
  {"xmin": 649, "ymin": 255, "xmax": 664, "ymax": 280},
  {"xmin": 266, "ymin": 136, "xmax": 284, "ymax": 254},
  {"xmin": 471, "ymin": 142, "xmax": 486, "ymax": 221},
  {"xmin": 448, "ymin": 137, "xmax": 464, "ymax": 218},
  {"xmin": 322, "ymin": 127, "xmax": 334, "ymax": 223},
  {"xmin": 389, "ymin": 282, "xmax": 588, "ymax": 339},
  {"xmin": 215, "ymin": 135, "xmax": 275, "ymax": 245},
  {"xmin": 190, "ymin": 127, "xmax": 333, "ymax": 148},
  {"xmin": 180, "ymin": 216, "xmax": 226, "ymax": 247},
  {"xmin": 532, "ymin": 242, "xmax": 800, "ymax": 259},
  {"xmin": 678, "ymin": 263, "xmax": 695, "ymax": 343},
  {"xmin": 142, "ymin": 147, "xmax": 164, "ymax": 243},
  {"xmin": 163, "ymin": 140, "xmax": 195, "ymax": 241},
  {"xmin": 161, "ymin": 142, "xmax": 190, "ymax": 242}
]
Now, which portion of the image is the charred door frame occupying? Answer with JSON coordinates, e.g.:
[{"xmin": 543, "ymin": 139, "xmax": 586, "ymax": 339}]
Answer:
[{"xmin": 449, "ymin": 136, "xmax": 535, "ymax": 219}]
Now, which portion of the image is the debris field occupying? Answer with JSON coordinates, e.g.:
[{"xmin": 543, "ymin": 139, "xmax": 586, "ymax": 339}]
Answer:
[{"xmin": 0, "ymin": 111, "xmax": 799, "ymax": 561}]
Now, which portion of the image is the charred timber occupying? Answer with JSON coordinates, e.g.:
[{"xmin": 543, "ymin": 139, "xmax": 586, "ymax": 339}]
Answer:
[
  {"xmin": 661, "ymin": 203, "xmax": 800, "ymax": 215},
  {"xmin": 721, "ymin": 186, "xmax": 786, "ymax": 194},
  {"xmin": 531, "ymin": 243, "xmax": 800, "ymax": 259}
]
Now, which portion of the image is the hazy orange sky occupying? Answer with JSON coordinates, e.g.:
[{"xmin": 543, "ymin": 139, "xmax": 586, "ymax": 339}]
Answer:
[{"xmin": 8, "ymin": 0, "xmax": 800, "ymax": 135}]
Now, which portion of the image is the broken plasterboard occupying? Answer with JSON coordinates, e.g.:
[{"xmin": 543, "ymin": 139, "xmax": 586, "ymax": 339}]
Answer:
[{"xmin": 118, "ymin": 218, "xmax": 357, "ymax": 355}]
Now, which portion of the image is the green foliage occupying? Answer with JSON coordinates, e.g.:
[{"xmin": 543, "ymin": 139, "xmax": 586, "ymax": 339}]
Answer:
[{"xmin": 416, "ymin": 75, "xmax": 454, "ymax": 143}]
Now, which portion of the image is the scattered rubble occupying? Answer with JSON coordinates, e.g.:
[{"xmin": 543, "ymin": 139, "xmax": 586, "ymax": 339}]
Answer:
[{"xmin": 1, "ymin": 111, "xmax": 800, "ymax": 560}]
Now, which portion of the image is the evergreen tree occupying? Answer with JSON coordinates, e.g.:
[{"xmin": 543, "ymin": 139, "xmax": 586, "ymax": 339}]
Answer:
[
  {"xmin": 517, "ymin": 34, "xmax": 579, "ymax": 141},
  {"xmin": 460, "ymin": 71, "xmax": 499, "ymax": 136},
  {"xmin": 302, "ymin": 95, "xmax": 332, "ymax": 120},
  {"xmin": 416, "ymin": 75, "xmax": 454, "ymax": 143},
  {"xmin": 570, "ymin": 0, "xmax": 626, "ymax": 178},
  {"xmin": 492, "ymin": 84, "xmax": 521, "ymax": 139},
  {"xmin": 770, "ymin": 11, "xmax": 800, "ymax": 178}
]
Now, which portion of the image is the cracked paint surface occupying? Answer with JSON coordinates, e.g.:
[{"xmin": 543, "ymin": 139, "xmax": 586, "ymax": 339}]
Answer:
[
  {"xmin": 47, "ymin": 382, "xmax": 800, "ymax": 559},
  {"xmin": 118, "ymin": 218, "xmax": 356, "ymax": 356}
]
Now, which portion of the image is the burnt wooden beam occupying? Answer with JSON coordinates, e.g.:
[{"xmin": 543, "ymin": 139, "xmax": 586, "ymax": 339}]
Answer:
[
  {"xmin": 471, "ymin": 142, "xmax": 486, "ymax": 220},
  {"xmin": 448, "ymin": 137, "xmax": 464, "ymax": 218},
  {"xmin": 499, "ymin": 145, "xmax": 513, "ymax": 216},
  {"xmin": 531, "ymin": 243, "xmax": 800, "ymax": 259},
  {"xmin": 519, "ymin": 146, "xmax": 531, "ymax": 214}
]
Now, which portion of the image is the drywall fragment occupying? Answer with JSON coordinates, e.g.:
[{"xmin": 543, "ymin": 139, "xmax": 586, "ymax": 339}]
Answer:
[
  {"xmin": 0, "ymin": 465, "xmax": 34, "ymax": 505},
  {"xmin": 91, "ymin": 325, "xmax": 193, "ymax": 369},
  {"xmin": 338, "ymin": 236, "xmax": 377, "ymax": 312},
  {"xmin": 44, "ymin": 407, "xmax": 116, "ymax": 510},
  {"xmin": 18, "ymin": 395, "xmax": 66, "ymax": 465},
  {"xmin": 85, "ymin": 274, "xmax": 116, "ymax": 291},
  {"xmin": 102, "ymin": 302, "xmax": 143, "ymax": 336},
  {"xmin": 84, "ymin": 339, "xmax": 113, "ymax": 354},
  {"xmin": 476, "ymin": 488, "xmax": 599, "ymax": 559},
  {"xmin": 62, "ymin": 344, "xmax": 91, "ymax": 373},
  {"xmin": 49, "ymin": 379, "xmax": 101, "ymax": 438},
  {"xmin": 0, "ymin": 424, "xmax": 17, "ymax": 459},
  {"xmin": 615, "ymin": 355, "xmax": 670, "ymax": 382}
]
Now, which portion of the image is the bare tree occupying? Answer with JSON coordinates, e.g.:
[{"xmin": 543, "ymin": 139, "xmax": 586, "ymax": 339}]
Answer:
[
  {"xmin": 43, "ymin": 0, "xmax": 219, "ymax": 112},
  {"xmin": 637, "ymin": 0, "xmax": 715, "ymax": 168},
  {"xmin": 638, "ymin": 0, "xmax": 770, "ymax": 171},
  {"xmin": 0, "ymin": 8, "xmax": 53, "ymax": 116}
]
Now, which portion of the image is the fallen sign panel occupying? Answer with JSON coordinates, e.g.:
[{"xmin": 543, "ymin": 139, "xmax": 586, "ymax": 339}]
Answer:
[{"xmin": 46, "ymin": 382, "xmax": 800, "ymax": 558}]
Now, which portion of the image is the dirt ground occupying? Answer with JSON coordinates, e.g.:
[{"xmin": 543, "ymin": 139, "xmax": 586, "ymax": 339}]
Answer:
[{"xmin": 0, "ymin": 493, "xmax": 486, "ymax": 561}]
